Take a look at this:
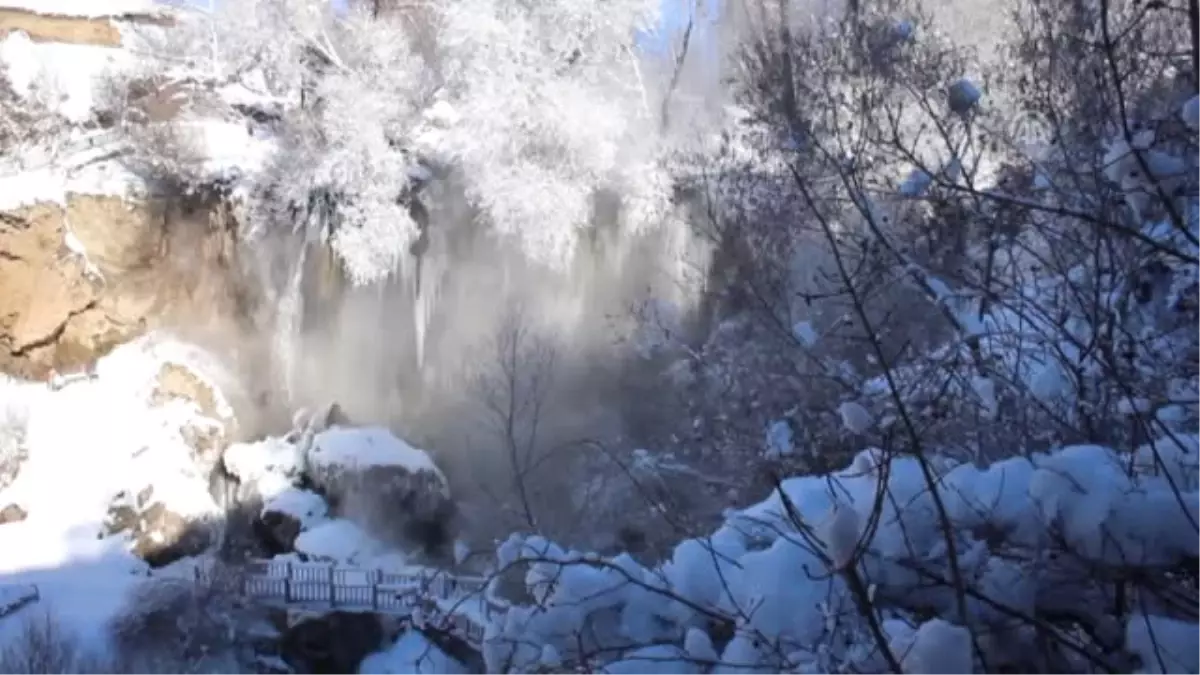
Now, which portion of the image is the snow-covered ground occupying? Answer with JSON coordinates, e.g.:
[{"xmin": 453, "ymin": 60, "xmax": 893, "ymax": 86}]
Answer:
[
  {"xmin": 0, "ymin": 30, "xmax": 133, "ymax": 123},
  {"xmin": 359, "ymin": 630, "xmax": 468, "ymax": 674},
  {"xmin": 0, "ymin": 334, "xmax": 235, "ymax": 657}
]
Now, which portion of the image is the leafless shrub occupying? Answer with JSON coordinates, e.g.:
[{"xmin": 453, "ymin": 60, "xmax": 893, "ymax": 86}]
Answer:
[
  {"xmin": 0, "ymin": 609, "xmax": 110, "ymax": 674},
  {"xmin": 108, "ymin": 564, "xmax": 246, "ymax": 673}
]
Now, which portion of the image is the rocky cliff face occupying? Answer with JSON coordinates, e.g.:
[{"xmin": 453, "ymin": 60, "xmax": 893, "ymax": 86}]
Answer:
[{"xmin": 0, "ymin": 192, "xmax": 256, "ymax": 380}]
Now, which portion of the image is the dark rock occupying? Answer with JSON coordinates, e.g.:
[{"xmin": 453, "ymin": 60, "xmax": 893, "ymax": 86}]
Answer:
[
  {"xmin": 0, "ymin": 503, "xmax": 26, "ymax": 524},
  {"xmin": 281, "ymin": 612, "xmax": 384, "ymax": 674},
  {"xmin": 103, "ymin": 492, "xmax": 213, "ymax": 567},
  {"xmin": 305, "ymin": 427, "xmax": 459, "ymax": 564},
  {"xmin": 255, "ymin": 509, "xmax": 302, "ymax": 556},
  {"xmin": 132, "ymin": 502, "xmax": 213, "ymax": 568}
]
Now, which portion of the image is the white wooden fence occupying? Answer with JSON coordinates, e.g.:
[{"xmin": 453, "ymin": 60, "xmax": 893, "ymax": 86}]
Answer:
[{"xmin": 212, "ymin": 559, "xmax": 507, "ymax": 647}]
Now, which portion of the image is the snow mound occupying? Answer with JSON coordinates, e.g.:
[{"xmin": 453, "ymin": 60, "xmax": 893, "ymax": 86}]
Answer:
[
  {"xmin": 0, "ymin": 333, "xmax": 239, "ymax": 661},
  {"xmin": 293, "ymin": 519, "xmax": 388, "ymax": 565},
  {"xmin": 223, "ymin": 436, "xmax": 304, "ymax": 499},
  {"xmin": 262, "ymin": 487, "xmax": 327, "ymax": 528},
  {"xmin": 0, "ymin": 333, "xmax": 234, "ymax": 531},
  {"xmin": 359, "ymin": 630, "xmax": 468, "ymax": 674}
]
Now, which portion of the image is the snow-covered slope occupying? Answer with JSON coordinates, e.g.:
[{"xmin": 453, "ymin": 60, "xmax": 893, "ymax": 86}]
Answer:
[{"xmin": 0, "ymin": 334, "xmax": 236, "ymax": 654}]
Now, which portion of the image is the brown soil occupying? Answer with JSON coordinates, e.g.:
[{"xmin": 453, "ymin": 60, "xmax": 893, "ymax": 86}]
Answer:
[
  {"xmin": 0, "ymin": 8, "xmax": 122, "ymax": 46},
  {"xmin": 0, "ymin": 7, "xmax": 175, "ymax": 48},
  {"xmin": 0, "ymin": 193, "xmax": 257, "ymax": 381}
]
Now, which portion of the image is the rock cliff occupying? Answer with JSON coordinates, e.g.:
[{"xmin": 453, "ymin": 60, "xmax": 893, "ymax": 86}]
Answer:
[{"xmin": 0, "ymin": 192, "xmax": 254, "ymax": 380}]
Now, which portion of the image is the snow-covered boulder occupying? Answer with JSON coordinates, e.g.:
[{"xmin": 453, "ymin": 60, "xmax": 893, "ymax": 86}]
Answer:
[
  {"xmin": 103, "ymin": 486, "xmax": 213, "ymax": 568},
  {"xmin": 257, "ymin": 487, "xmax": 328, "ymax": 555},
  {"xmin": 306, "ymin": 426, "xmax": 458, "ymax": 560}
]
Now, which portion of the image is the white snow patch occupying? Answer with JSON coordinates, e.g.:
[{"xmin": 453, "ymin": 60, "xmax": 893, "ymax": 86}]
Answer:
[
  {"xmin": 359, "ymin": 630, "xmax": 468, "ymax": 674},
  {"xmin": 223, "ymin": 436, "xmax": 304, "ymax": 497},
  {"xmin": 764, "ymin": 419, "xmax": 794, "ymax": 459},
  {"xmin": 0, "ymin": 334, "xmax": 231, "ymax": 536},
  {"xmin": 1182, "ymin": 95, "xmax": 1200, "ymax": 132},
  {"xmin": 0, "ymin": 333, "xmax": 239, "ymax": 662},
  {"xmin": 791, "ymin": 320, "xmax": 818, "ymax": 347},
  {"xmin": 309, "ymin": 426, "xmax": 444, "ymax": 479},
  {"xmin": 0, "ymin": 32, "xmax": 134, "ymax": 123},
  {"xmin": 261, "ymin": 487, "xmax": 327, "ymax": 527},
  {"xmin": 838, "ymin": 401, "xmax": 874, "ymax": 434},
  {"xmin": 174, "ymin": 118, "xmax": 275, "ymax": 181},
  {"xmin": 293, "ymin": 519, "xmax": 388, "ymax": 565}
]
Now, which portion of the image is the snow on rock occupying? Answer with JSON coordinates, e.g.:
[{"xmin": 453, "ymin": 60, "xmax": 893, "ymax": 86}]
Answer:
[
  {"xmin": 257, "ymin": 487, "xmax": 329, "ymax": 554},
  {"xmin": 223, "ymin": 422, "xmax": 457, "ymax": 561},
  {"xmin": 294, "ymin": 519, "xmax": 388, "ymax": 566},
  {"xmin": 838, "ymin": 400, "xmax": 874, "ymax": 433},
  {"xmin": 308, "ymin": 426, "xmax": 443, "ymax": 479},
  {"xmin": 1182, "ymin": 94, "xmax": 1200, "ymax": 132},
  {"xmin": 223, "ymin": 436, "xmax": 305, "ymax": 499},
  {"xmin": 0, "ymin": 332, "xmax": 236, "ymax": 576},
  {"xmin": 763, "ymin": 419, "xmax": 794, "ymax": 458},
  {"xmin": 359, "ymin": 630, "xmax": 468, "ymax": 674},
  {"xmin": 263, "ymin": 487, "xmax": 327, "ymax": 528}
]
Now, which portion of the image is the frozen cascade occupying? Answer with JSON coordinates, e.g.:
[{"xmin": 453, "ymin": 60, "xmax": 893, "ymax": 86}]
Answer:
[{"xmin": 275, "ymin": 241, "xmax": 308, "ymax": 409}]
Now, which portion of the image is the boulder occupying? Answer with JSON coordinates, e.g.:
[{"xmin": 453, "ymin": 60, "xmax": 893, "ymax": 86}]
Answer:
[
  {"xmin": 256, "ymin": 488, "xmax": 327, "ymax": 555},
  {"xmin": 305, "ymin": 426, "xmax": 458, "ymax": 561},
  {"xmin": 254, "ymin": 510, "xmax": 302, "ymax": 556},
  {"xmin": 0, "ymin": 194, "xmax": 251, "ymax": 380},
  {"xmin": 0, "ymin": 503, "xmax": 26, "ymax": 524},
  {"xmin": 151, "ymin": 362, "xmax": 235, "ymax": 472},
  {"xmin": 281, "ymin": 612, "xmax": 384, "ymax": 674},
  {"xmin": 102, "ymin": 490, "xmax": 213, "ymax": 567}
]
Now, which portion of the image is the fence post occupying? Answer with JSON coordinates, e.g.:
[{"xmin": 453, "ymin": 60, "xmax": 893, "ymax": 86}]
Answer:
[
  {"xmin": 329, "ymin": 564, "xmax": 336, "ymax": 607},
  {"xmin": 284, "ymin": 562, "xmax": 292, "ymax": 603},
  {"xmin": 371, "ymin": 569, "xmax": 380, "ymax": 610}
]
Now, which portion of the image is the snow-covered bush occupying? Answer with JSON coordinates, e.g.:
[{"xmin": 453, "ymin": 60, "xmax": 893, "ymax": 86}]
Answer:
[
  {"xmin": 516, "ymin": 5, "xmax": 1200, "ymax": 670},
  {"xmin": 483, "ymin": 438, "xmax": 1198, "ymax": 673},
  {"xmin": 0, "ymin": 47, "xmax": 67, "ymax": 158},
  {"xmin": 0, "ymin": 385, "xmax": 29, "ymax": 491}
]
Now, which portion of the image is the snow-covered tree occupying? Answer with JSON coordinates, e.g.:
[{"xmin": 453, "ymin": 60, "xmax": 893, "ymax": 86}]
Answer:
[{"xmin": 135, "ymin": 0, "xmax": 680, "ymax": 284}]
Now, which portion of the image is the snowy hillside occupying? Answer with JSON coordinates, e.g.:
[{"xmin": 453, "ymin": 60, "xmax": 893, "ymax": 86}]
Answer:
[{"xmin": 0, "ymin": 335, "xmax": 234, "ymax": 659}]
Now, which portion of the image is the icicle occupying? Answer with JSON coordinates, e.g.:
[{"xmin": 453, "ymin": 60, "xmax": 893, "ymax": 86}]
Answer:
[{"xmin": 276, "ymin": 242, "xmax": 308, "ymax": 408}]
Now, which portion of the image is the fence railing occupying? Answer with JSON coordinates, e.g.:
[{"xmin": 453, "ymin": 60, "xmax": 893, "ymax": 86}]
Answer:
[
  {"xmin": 0, "ymin": 584, "xmax": 39, "ymax": 620},
  {"xmin": 219, "ymin": 559, "xmax": 506, "ymax": 646}
]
